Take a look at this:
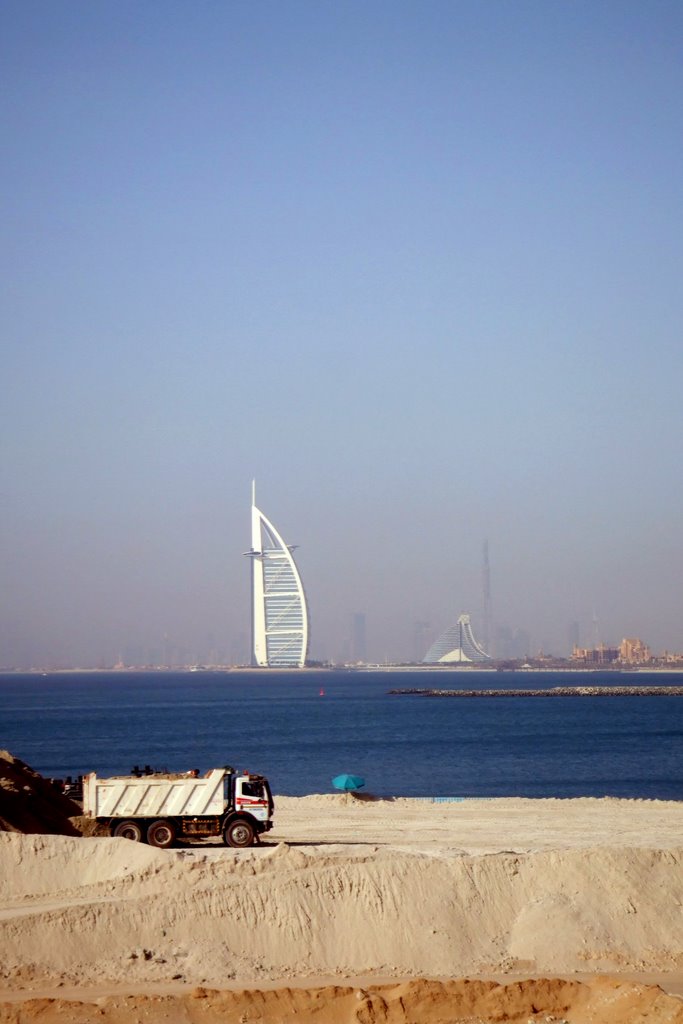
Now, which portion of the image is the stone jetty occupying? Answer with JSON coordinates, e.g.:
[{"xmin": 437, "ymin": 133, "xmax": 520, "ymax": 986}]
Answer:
[{"xmin": 389, "ymin": 685, "xmax": 683, "ymax": 698}]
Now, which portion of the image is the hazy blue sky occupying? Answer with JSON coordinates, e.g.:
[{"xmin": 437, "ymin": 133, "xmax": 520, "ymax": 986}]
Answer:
[{"xmin": 2, "ymin": 1, "xmax": 682, "ymax": 666}]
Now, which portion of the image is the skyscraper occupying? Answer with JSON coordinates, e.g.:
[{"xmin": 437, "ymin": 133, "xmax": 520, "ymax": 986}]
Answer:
[
  {"xmin": 481, "ymin": 539, "xmax": 492, "ymax": 657},
  {"xmin": 568, "ymin": 620, "xmax": 580, "ymax": 655},
  {"xmin": 351, "ymin": 612, "xmax": 367, "ymax": 663},
  {"xmin": 245, "ymin": 483, "xmax": 309, "ymax": 668}
]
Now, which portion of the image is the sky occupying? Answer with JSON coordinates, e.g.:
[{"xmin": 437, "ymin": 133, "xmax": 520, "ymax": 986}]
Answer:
[{"xmin": 1, "ymin": 0, "xmax": 682, "ymax": 667}]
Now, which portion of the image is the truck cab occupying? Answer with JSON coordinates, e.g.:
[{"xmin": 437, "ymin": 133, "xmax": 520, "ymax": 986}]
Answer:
[{"xmin": 226, "ymin": 772, "xmax": 274, "ymax": 847}]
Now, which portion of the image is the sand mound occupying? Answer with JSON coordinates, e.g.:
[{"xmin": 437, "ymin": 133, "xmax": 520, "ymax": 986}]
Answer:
[
  {"xmin": 0, "ymin": 751, "xmax": 82, "ymax": 837},
  {"xmin": 1, "ymin": 833, "xmax": 681, "ymax": 989},
  {"xmin": 1, "ymin": 790, "xmax": 682, "ymax": 1021},
  {"xmin": 0, "ymin": 832, "xmax": 163, "ymax": 899},
  {"xmin": 1, "ymin": 977, "xmax": 682, "ymax": 1024}
]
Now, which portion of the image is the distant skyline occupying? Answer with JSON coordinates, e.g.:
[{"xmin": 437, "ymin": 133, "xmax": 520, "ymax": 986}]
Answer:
[{"xmin": 1, "ymin": 1, "xmax": 682, "ymax": 668}]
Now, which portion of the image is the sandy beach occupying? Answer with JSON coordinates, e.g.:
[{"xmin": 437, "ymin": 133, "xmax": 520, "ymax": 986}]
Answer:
[{"xmin": 1, "ymin": 791, "xmax": 682, "ymax": 1021}]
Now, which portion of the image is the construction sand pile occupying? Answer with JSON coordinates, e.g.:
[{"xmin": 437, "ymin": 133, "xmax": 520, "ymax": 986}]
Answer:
[
  {"xmin": 1, "ymin": 764, "xmax": 682, "ymax": 1022},
  {"xmin": 2, "ymin": 977, "xmax": 683, "ymax": 1024},
  {"xmin": 1, "ymin": 829, "xmax": 682, "ymax": 990},
  {"xmin": 0, "ymin": 751, "xmax": 82, "ymax": 837}
]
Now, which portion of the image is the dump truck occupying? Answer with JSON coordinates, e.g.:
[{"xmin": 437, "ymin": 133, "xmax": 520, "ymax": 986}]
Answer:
[{"xmin": 82, "ymin": 766, "xmax": 274, "ymax": 848}]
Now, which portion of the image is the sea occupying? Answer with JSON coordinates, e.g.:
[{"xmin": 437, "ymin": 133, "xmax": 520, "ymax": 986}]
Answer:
[{"xmin": 1, "ymin": 669, "xmax": 682, "ymax": 801}]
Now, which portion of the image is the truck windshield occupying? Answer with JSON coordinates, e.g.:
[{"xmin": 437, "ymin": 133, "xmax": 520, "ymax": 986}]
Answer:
[{"xmin": 240, "ymin": 780, "xmax": 264, "ymax": 798}]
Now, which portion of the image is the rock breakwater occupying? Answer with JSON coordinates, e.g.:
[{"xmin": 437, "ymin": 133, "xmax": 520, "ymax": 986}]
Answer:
[{"xmin": 389, "ymin": 685, "xmax": 683, "ymax": 697}]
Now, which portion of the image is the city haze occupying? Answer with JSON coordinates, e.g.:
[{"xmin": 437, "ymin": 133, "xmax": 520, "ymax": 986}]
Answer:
[{"xmin": 2, "ymin": 2, "xmax": 682, "ymax": 667}]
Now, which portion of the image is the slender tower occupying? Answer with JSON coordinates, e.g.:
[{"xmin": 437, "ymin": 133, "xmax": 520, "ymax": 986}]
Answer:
[
  {"xmin": 592, "ymin": 608, "xmax": 600, "ymax": 648},
  {"xmin": 245, "ymin": 482, "xmax": 309, "ymax": 668},
  {"xmin": 481, "ymin": 539, "xmax": 492, "ymax": 657}
]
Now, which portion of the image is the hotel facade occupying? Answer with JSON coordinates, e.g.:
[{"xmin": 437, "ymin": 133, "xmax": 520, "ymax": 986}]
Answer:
[{"xmin": 246, "ymin": 485, "xmax": 309, "ymax": 668}]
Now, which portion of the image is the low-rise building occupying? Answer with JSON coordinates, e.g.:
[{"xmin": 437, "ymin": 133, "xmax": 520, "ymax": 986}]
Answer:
[{"xmin": 571, "ymin": 644, "xmax": 619, "ymax": 665}]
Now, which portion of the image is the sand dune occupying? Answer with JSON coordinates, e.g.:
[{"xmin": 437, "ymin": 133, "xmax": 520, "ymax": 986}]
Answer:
[{"xmin": 1, "ymin": 795, "xmax": 682, "ymax": 1022}]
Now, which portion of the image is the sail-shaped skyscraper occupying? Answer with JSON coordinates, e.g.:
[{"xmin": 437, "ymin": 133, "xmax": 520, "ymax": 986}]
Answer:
[{"xmin": 245, "ymin": 484, "xmax": 309, "ymax": 668}]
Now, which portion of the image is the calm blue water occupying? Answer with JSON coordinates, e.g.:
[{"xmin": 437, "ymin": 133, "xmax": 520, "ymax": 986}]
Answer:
[{"xmin": 1, "ymin": 670, "xmax": 682, "ymax": 800}]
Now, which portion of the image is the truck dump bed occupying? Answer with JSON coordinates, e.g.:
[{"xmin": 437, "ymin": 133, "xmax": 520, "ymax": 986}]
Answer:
[{"xmin": 83, "ymin": 768, "xmax": 227, "ymax": 819}]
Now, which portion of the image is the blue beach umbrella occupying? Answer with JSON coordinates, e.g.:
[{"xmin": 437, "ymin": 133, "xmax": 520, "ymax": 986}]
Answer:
[{"xmin": 332, "ymin": 773, "xmax": 366, "ymax": 791}]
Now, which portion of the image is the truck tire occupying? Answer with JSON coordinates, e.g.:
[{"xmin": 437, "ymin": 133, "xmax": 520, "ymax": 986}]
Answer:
[
  {"xmin": 147, "ymin": 820, "xmax": 175, "ymax": 849},
  {"xmin": 224, "ymin": 818, "xmax": 255, "ymax": 848},
  {"xmin": 113, "ymin": 820, "xmax": 143, "ymax": 842}
]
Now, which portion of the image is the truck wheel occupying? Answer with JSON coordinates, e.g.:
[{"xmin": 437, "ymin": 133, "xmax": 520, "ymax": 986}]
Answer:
[
  {"xmin": 113, "ymin": 820, "xmax": 143, "ymax": 842},
  {"xmin": 224, "ymin": 818, "xmax": 255, "ymax": 848},
  {"xmin": 147, "ymin": 820, "xmax": 175, "ymax": 849}
]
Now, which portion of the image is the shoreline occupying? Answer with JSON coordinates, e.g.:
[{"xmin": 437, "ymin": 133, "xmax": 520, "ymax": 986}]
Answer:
[{"xmin": 3, "ymin": 665, "xmax": 683, "ymax": 675}]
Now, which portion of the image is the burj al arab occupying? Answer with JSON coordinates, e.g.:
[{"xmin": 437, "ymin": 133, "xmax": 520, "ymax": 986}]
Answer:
[{"xmin": 245, "ymin": 483, "xmax": 309, "ymax": 668}]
